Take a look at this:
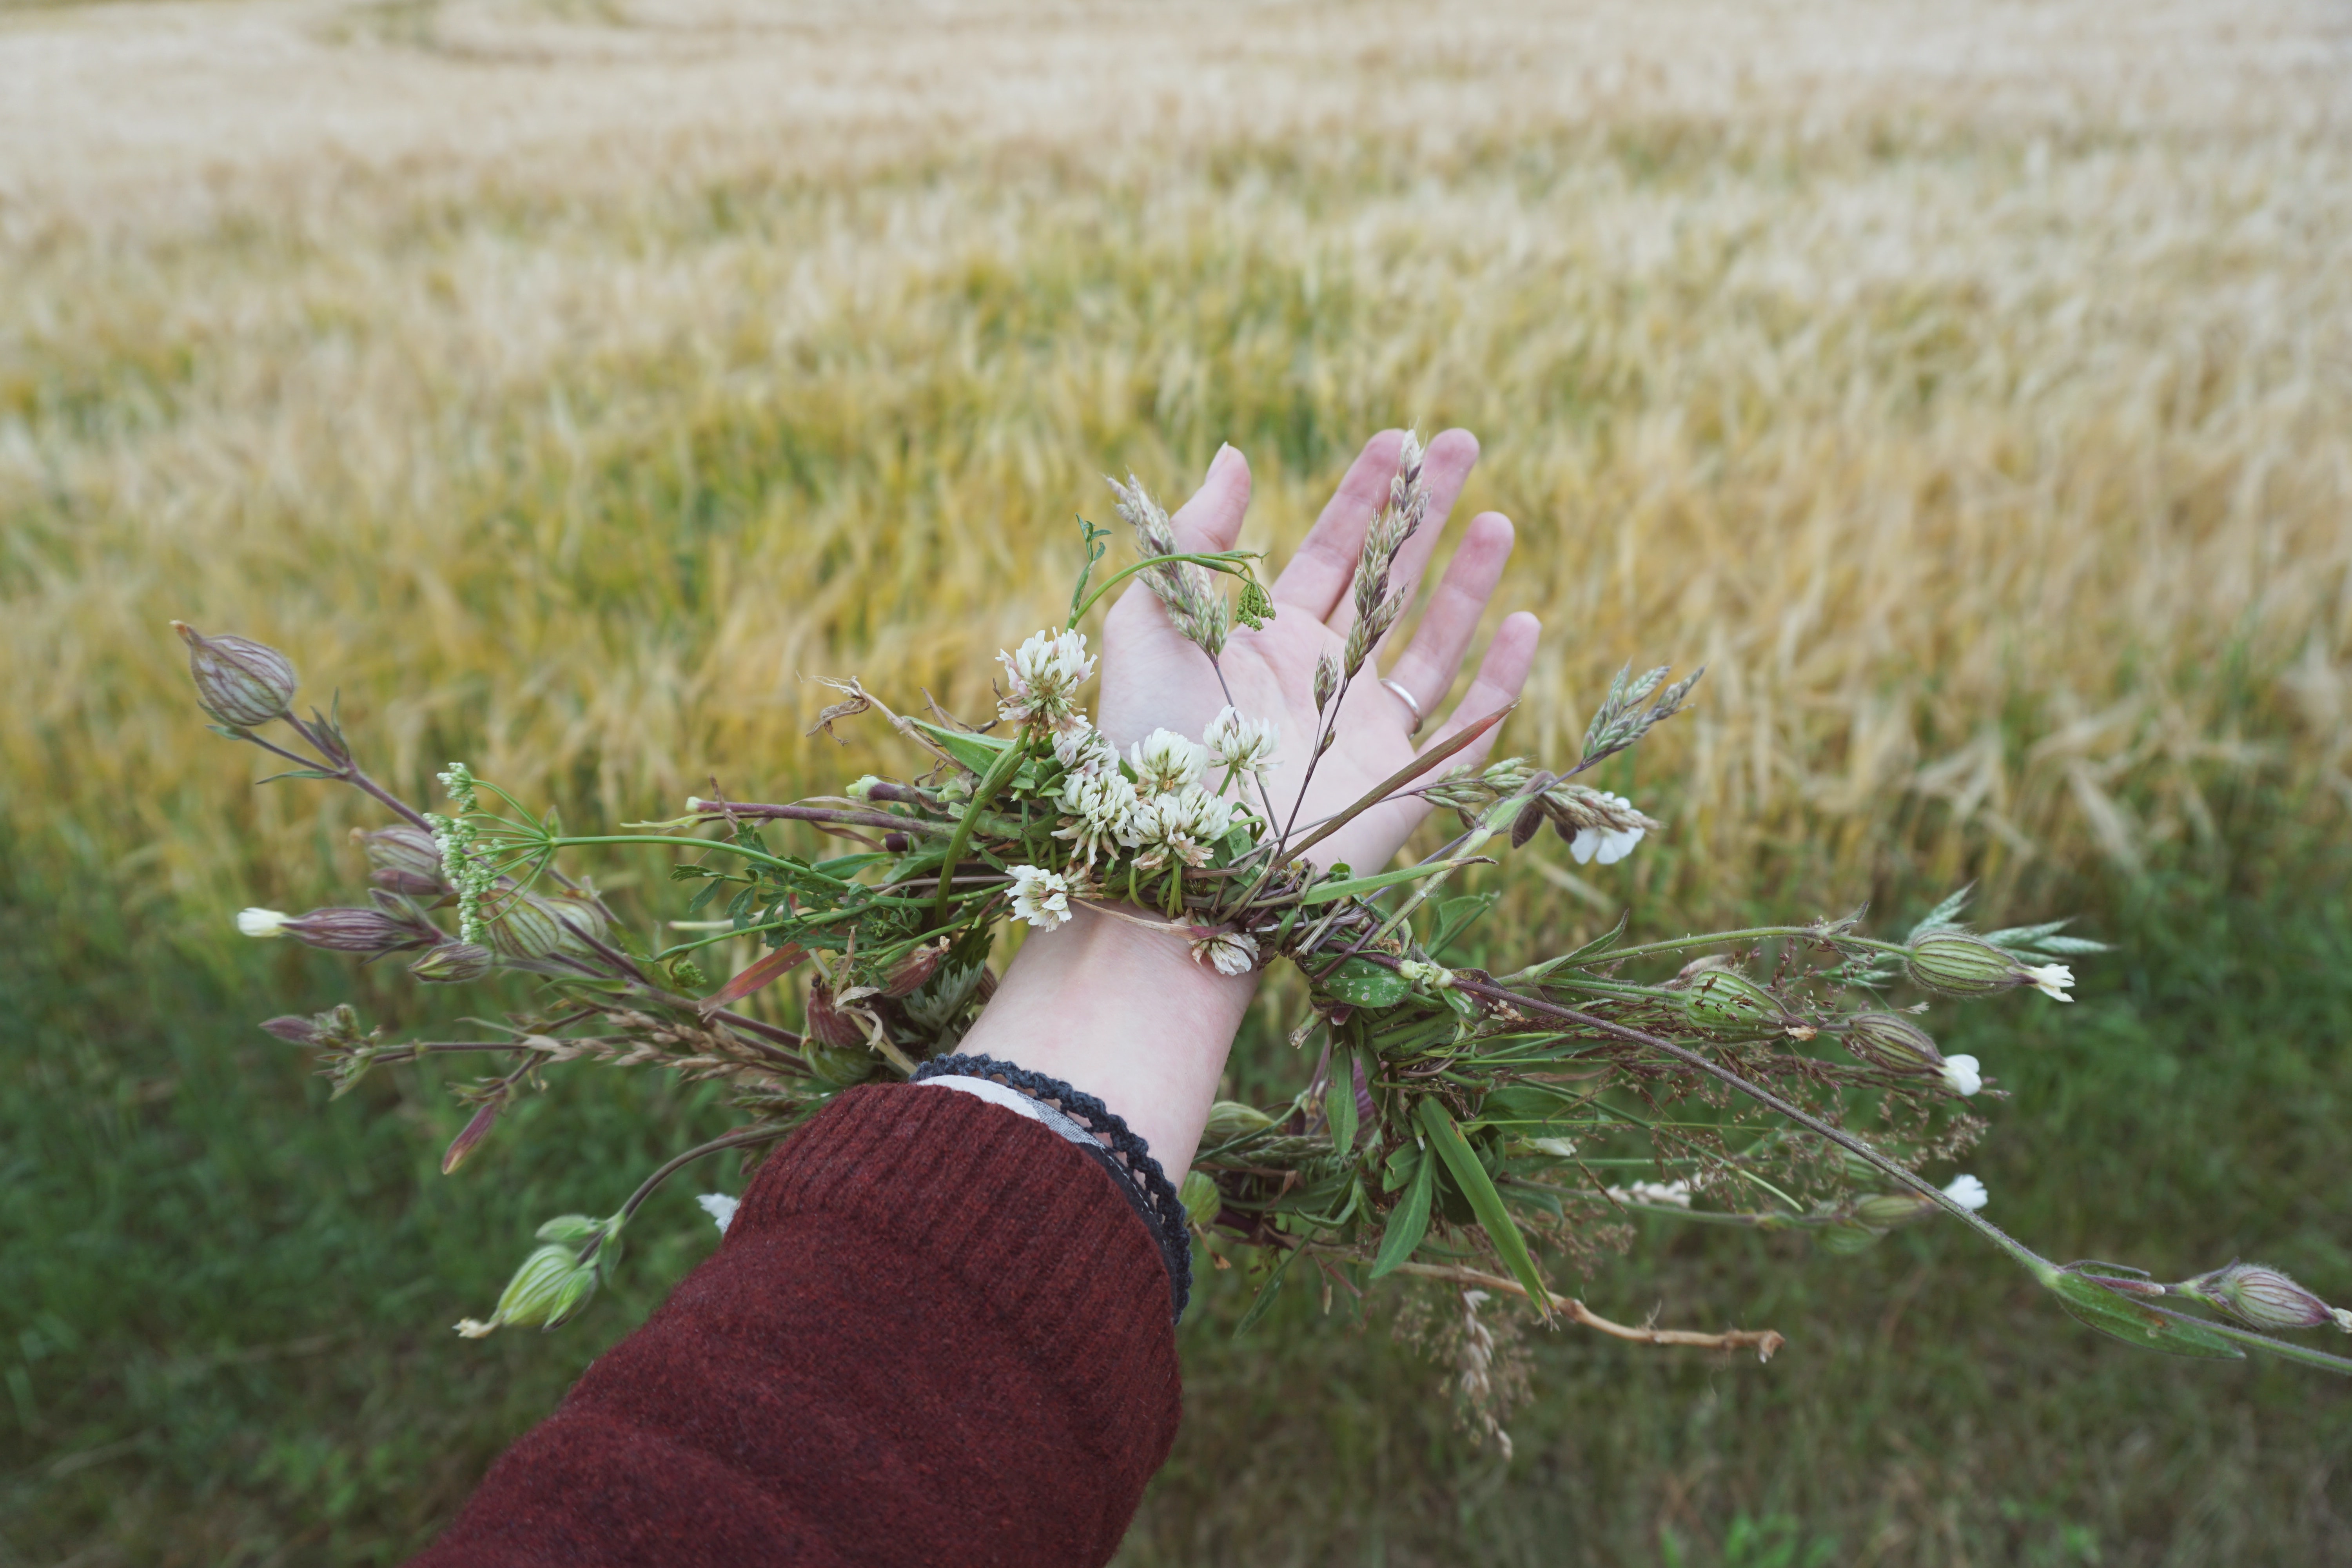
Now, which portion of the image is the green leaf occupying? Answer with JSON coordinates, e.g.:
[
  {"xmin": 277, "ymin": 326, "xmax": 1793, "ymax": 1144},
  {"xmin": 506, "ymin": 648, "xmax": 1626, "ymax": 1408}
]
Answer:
[
  {"xmin": 1429, "ymin": 893, "xmax": 1499, "ymax": 955},
  {"xmin": 1323, "ymin": 959, "xmax": 1411, "ymax": 1009},
  {"xmin": 1417, "ymin": 1100, "xmax": 1551, "ymax": 1314},
  {"xmin": 1233, "ymin": 1245, "xmax": 1298, "ymax": 1336},
  {"xmin": 1369, "ymin": 1153, "xmax": 1434, "ymax": 1279},
  {"xmin": 907, "ymin": 719, "xmax": 1011, "ymax": 776},
  {"xmin": 1300, "ymin": 860, "xmax": 1479, "ymax": 905},
  {"xmin": 2045, "ymin": 1271, "xmax": 2244, "ymax": 1360},
  {"xmin": 1326, "ymin": 1050, "xmax": 1359, "ymax": 1153}
]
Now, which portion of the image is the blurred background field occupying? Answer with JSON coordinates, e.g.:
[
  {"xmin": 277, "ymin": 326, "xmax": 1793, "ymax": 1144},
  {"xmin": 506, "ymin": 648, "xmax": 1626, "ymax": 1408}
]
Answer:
[{"xmin": 4, "ymin": 1, "xmax": 2350, "ymax": 1563}]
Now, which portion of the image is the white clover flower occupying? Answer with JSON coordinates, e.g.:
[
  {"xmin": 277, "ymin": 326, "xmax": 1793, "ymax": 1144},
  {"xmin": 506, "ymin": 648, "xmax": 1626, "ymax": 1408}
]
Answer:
[
  {"xmin": 1008, "ymin": 864, "xmax": 1075, "ymax": 931},
  {"xmin": 1051, "ymin": 718, "xmax": 1120, "ymax": 779},
  {"xmin": 1190, "ymin": 928, "xmax": 1259, "ymax": 976},
  {"xmin": 1130, "ymin": 785, "xmax": 1231, "ymax": 869},
  {"xmin": 996, "ymin": 629, "xmax": 1097, "ymax": 734},
  {"xmin": 238, "ymin": 907, "xmax": 291, "ymax": 938},
  {"xmin": 1606, "ymin": 1179, "xmax": 1693, "ymax": 1209},
  {"xmin": 697, "ymin": 1194, "xmax": 739, "ymax": 1234},
  {"xmin": 2024, "ymin": 963, "xmax": 2075, "ymax": 1002},
  {"xmin": 1129, "ymin": 727, "xmax": 1210, "ymax": 796},
  {"xmin": 1942, "ymin": 1173, "xmax": 1989, "ymax": 1211},
  {"xmin": 1940, "ymin": 1054, "xmax": 1984, "ymax": 1096},
  {"xmin": 1204, "ymin": 706, "xmax": 1279, "ymax": 789},
  {"xmin": 1568, "ymin": 792, "xmax": 1648, "ymax": 866},
  {"xmin": 1053, "ymin": 769, "xmax": 1140, "ymax": 866}
]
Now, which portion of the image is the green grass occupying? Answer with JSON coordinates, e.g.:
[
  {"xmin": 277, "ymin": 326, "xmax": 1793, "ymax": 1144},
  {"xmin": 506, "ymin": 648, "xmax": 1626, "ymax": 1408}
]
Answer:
[{"xmin": 5, "ymin": 818, "xmax": 2347, "ymax": 1565}]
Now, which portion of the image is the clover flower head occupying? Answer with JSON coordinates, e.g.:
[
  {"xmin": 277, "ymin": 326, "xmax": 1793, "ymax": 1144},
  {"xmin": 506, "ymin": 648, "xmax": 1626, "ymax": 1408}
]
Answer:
[
  {"xmin": 697, "ymin": 1194, "xmax": 739, "ymax": 1234},
  {"xmin": 996, "ymin": 630, "xmax": 1096, "ymax": 734},
  {"xmin": 1054, "ymin": 769, "xmax": 1140, "ymax": 866},
  {"xmin": 1130, "ymin": 784, "xmax": 1231, "ymax": 869},
  {"xmin": 2024, "ymin": 963, "xmax": 2075, "ymax": 1002},
  {"xmin": 1190, "ymin": 928, "xmax": 1259, "ymax": 976},
  {"xmin": 1568, "ymin": 791, "xmax": 1648, "ymax": 866},
  {"xmin": 1204, "ymin": 706, "xmax": 1278, "ymax": 787},
  {"xmin": 1942, "ymin": 1173, "xmax": 1990, "ymax": 1211},
  {"xmin": 238, "ymin": 907, "xmax": 291, "ymax": 938},
  {"xmin": 1940, "ymin": 1053, "xmax": 1984, "ymax": 1096},
  {"xmin": 1051, "ymin": 718, "xmax": 1120, "ymax": 779},
  {"xmin": 1008, "ymin": 864, "xmax": 1075, "ymax": 931},
  {"xmin": 1129, "ymin": 727, "xmax": 1209, "ymax": 796}
]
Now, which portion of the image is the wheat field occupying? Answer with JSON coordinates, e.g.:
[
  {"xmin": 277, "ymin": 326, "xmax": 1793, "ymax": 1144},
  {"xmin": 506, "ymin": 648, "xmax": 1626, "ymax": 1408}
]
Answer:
[
  {"xmin": 5, "ymin": 0, "xmax": 2348, "ymax": 921},
  {"xmin": 5, "ymin": 2, "xmax": 2352, "ymax": 1561}
]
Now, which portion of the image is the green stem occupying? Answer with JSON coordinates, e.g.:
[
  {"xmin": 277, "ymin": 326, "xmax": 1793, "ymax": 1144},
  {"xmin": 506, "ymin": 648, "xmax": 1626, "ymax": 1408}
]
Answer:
[
  {"xmin": 1515, "ymin": 925, "xmax": 1905, "ymax": 976},
  {"xmin": 550, "ymin": 834, "xmax": 803, "ymax": 871},
  {"xmin": 931, "ymin": 741, "xmax": 1029, "ymax": 924},
  {"xmin": 1067, "ymin": 550, "xmax": 1262, "ymax": 624}
]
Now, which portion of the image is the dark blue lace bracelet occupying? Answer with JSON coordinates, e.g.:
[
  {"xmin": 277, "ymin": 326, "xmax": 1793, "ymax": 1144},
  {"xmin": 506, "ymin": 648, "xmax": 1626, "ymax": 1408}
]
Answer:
[{"xmin": 911, "ymin": 1053, "xmax": 1192, "ymax": 1322}]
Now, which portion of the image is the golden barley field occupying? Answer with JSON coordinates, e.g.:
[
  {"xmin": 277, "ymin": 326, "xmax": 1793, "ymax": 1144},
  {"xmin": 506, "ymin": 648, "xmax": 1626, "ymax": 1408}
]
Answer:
[
  {"xmin": 7, "ymin": 0, "xmax": 2348, "ymax": 921},
  {"xmin": 6, "ymin": 2, "xmax": 2352, "ymax": 1563}
]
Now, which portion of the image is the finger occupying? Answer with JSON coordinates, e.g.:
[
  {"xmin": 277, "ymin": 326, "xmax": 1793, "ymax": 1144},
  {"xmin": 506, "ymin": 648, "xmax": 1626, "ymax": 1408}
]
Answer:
[
  {"xmin": 1269, "ymin": 429, "xmax": 1405, "ymax": 619},
  {"xmin": 1165, "ymin": 443, "xmax": 1252, "ymax": 554},
  {"xmin": 1348, "ymin": 428, "xmax": 1480, "ymax": 637},
  {"xmin": 1421, "ymin": 611, "xmax": 1541, "ymax": 770},
  {"xmin": 1382, "ymin": 511, "xmax": 1515, "ymax": 723}
]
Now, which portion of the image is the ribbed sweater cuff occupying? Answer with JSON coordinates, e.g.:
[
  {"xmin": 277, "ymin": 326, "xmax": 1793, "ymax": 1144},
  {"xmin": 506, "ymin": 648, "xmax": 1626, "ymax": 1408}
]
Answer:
[{"xmin": 738, "ymin": 1082, "xmax": 1182, "ymax": 1491}]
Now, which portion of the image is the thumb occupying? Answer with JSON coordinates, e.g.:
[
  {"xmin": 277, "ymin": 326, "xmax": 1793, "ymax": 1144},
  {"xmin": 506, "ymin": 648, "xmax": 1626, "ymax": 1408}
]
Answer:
[{"xmin": 1167, "ymin": 443, "xmax": 1252, "ymax": 553}]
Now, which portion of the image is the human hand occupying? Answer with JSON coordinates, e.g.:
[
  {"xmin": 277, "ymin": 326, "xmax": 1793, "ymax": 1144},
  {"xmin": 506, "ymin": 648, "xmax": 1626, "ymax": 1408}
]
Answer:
[{"xmin": 1097, "ymin": 430, "xmax": 1541, "ymax": 875}]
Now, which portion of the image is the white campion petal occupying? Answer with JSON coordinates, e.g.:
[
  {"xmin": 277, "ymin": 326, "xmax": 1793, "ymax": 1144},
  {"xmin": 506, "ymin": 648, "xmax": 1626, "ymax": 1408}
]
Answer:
[
  {"xmin": 1569, "ymin": 828, "xmax": 1599, "ymax": 865},
  {"xmin": 1940, "ymin": 1054, "xmax": 1984, "ymax": 1096},
  {"xmin": 697, "ymin": 1194, "xmax": 739, "ymax": 1234},
  {"xmin": 2024, "ymin": 963, "xmax": 2075, "ymax": 1002},
  {"xmin": 1007, "ymin": 865, "xmax": 1074, "ymax": 931},
  {"xmin": 1942, "ymin": 1173, "xmax": 1990, "ymax": 1211},
  {"xmin": 238, "ymin": 907, "xmax": 291, "ymax": 938}
]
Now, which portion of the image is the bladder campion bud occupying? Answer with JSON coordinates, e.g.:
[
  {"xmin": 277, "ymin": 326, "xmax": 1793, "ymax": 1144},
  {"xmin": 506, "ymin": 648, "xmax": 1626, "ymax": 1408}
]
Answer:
[
  {"xmin": 172, "ymin": 622, "xmax": 298, "ymax": 728},
  {"xmin": 277, "ymin": 906, "xmax": 426, "ymax": 955},
  {"xmin": 1179, "ymin": 1170, "xmax": 1223, "ymax": 1226},
  {"xmin": 358, "ymin": 825, "xmax": 446, "ymax": 895},
  {"xmin": 1852, "ymin": 1192, "xmax": 1935, "ymax": 1229},
  {"xmin": 2183, "ymin": 1261, "xmax": 2342, "ymax": 1331},
  {"xmin": 1682, "ymin": 970, "xmax": 1788, "ymax": 1033},
  {"xmin": 882, "ymin": 940, "xmax": 947, "ymax": 998},
  {"xmin": 804, "ymin": 980, "xmax": 867, "ymax": 1049},
  {"xmin": 1203, "ymin": 1101, "xmax": 1276, "ymax": 1140},
  {"xmin": 1905, "ymin": 931, "xmax": 2030, "ymax": 998},
  {"xmin": 484, "ymin": 892, "xmax": 568, "ymax": 960},
  {"xmin": 1841, "ymin": 1012, "xmax": 1945, "ymax": 1074},
  {"xmin": 411, "ymin": 942, "xmax": 495, "ymax": 984},
  {"xmin": 454, "ymin": 1242, "xmax": 600, "ymax": 1338}
]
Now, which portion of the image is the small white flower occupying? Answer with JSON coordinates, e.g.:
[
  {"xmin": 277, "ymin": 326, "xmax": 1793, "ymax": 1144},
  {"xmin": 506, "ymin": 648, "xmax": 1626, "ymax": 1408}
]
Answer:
[
  {"xmin": 1007, "ymin": 864, "xmax": 1074, "ymax": 931},
  {"xmin": 1568, "ymin": 793, "xmax": 1647, "ymax": 865},
  {"xmin": 1054, "ymin": 770, "xmax": 1140, "ymax": 865},
  {"xmin": 1129, "ymin": 785, "xmax": 1231, "ymax": 869},
  {"xmin": 1190, "ymin": 928, "xmax": 1259, "ymax": 976},
  {"xmin": 452, "ymin": 1318, "xmax": 497, "ymax": 1339},
  {"xmin": 1051, "ymin": 719, "xmax": 1120, "ymax": 779},
  {"xmin": 1607, "ymin": 1179, "xmax": 1692, "ymax": 1209},
  {"xmin": 238, "ymin": 907, "xmax": 291, "ymax": 938},
  {"xmin": 996, "ymin": 630, "xmax": 1097, "ymax": 734},
  {"xmin": 1942, "ymin": 1173, "xmax": 1989, "ymax": 1211},
  {"xmin": 1940, "ymin": 1054, "xmax": 1984, "ymax": 1096},
  {"xmin": 2023, "ymin": 963, "xmax": 2074, "ymax": 1002},
  {"xmin": 1527, "ymin": 1136, "xmax": 1579, "ymax": 1159},
  {"xmin": 1129, "ymin": 728, "xmax": 1210, "ymax": 796},
  {"xmin": 697, "ymin": 1194, "xmax": 740, "ymax": 1234},
  {"xmin": 1204, "ymin": 706, "xmax": 1278, "ymax": 789}
]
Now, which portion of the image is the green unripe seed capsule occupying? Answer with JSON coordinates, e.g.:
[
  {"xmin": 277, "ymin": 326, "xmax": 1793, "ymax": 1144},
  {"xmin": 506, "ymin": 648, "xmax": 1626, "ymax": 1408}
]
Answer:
[
  {"xmin": 1682, "ymin": 970, "xmax": 1787, "ymax": 1032},
  {"xmin": 173, "ymin": 621, "xmax": 298, "ymax": 728},
  {"xmin": 1841, "ymin": 1012, "xmax": 1945, "ymax": 1074},
  {"xmin": 1904, "ymin": 931, "xmax": 2026, "ymax": 997}
]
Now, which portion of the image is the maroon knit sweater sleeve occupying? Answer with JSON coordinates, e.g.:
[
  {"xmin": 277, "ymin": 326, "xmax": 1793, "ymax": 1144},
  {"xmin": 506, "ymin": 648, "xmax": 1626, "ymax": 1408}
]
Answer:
[{"xmin": 409, "ymin": 1083, "xmax": 1184, "ymax": 1568}]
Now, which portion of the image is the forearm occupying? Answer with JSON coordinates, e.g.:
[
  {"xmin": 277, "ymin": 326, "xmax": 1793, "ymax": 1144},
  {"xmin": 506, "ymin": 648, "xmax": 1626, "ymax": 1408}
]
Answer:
[{"xmin": 955, "ymin": 903, "xmax": 1256, "ymax": 1183}]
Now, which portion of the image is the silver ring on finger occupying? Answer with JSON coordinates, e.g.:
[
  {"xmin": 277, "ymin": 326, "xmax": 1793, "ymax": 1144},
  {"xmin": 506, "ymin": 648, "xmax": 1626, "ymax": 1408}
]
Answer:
[{"xmin": 1380, "ymin": 677, "xmax": 1426, "ymax": 736}]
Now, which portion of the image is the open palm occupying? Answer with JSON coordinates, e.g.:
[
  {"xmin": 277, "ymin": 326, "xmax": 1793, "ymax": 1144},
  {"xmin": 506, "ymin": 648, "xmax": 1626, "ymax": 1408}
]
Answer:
[{"xmin": 1095, "ymin": 429, "xmax": 1541, "ymax": 877}]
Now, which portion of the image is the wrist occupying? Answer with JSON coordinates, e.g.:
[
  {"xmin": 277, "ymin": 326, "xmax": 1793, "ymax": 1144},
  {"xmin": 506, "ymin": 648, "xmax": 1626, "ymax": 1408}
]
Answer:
[{"xmin": 955, "ymin": 901, "xmax": 1256, "ymax": 1181}]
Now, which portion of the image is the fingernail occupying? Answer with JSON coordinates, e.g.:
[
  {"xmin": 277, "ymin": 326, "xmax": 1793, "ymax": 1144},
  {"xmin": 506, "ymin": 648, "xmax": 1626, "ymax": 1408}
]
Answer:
[{"xmin": 1209, "ymin": 442, "xmax": 1236, "ymax": 479}]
